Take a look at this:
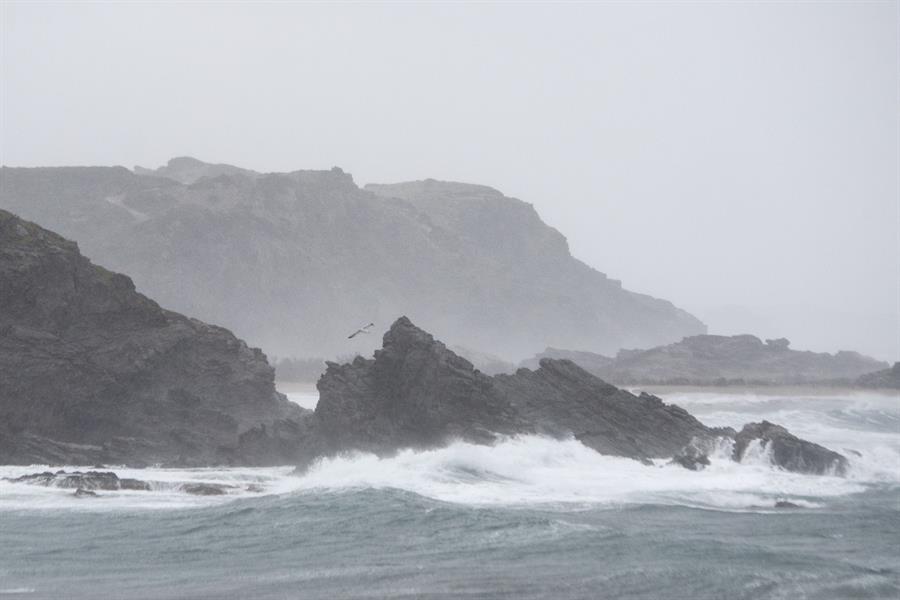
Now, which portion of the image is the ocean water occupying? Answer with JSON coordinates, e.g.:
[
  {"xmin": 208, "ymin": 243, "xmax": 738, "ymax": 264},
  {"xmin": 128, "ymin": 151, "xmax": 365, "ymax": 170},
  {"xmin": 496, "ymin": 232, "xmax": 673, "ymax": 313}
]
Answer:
[{"xmin": 1, "ymin": 389, "xmax": 898, "ymax": 599}]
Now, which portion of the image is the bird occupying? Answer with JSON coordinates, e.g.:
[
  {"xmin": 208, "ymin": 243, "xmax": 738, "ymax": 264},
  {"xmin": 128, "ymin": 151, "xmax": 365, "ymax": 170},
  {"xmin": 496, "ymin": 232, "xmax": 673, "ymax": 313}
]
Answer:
[{"xmin": 348, "ymin": 322, "xmax": 375, "ymax": 339}]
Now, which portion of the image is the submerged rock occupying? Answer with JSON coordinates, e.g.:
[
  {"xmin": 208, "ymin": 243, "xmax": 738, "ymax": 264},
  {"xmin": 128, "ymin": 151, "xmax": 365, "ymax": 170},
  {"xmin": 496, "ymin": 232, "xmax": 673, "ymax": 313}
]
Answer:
[
  {"xmin": 181, "ymin": 483, "xmax": 229, "ymax": 496},
  {"xmin": 4, "ymin": 470, "xmax": 150, "ymax": 491},
  {"xmin": 774, "ymin": 500, "xmax": 802, "ymax": 509},
  {"xmin": 73, "ymin": 488, "xmax": 98, "ymax": 498},
  {"xmin": 670, "ymin": 447, "xmax": 711, "ymax": 471},
  {"xmin": 734, "ymin": 421, "xmax": 849, "ymax": 476}
]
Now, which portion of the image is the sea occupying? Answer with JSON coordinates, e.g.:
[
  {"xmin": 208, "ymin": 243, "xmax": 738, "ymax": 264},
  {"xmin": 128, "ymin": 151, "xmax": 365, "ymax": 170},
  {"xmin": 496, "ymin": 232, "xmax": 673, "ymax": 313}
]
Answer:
[{"xmin": 1, "ymin": 387, "xmax": 897, "ymax": 599}]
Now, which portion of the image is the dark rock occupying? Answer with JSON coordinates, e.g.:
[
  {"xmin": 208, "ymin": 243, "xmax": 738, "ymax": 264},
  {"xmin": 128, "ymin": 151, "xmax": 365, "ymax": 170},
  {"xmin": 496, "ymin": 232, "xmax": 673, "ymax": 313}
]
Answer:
[
  {"xmin": 73, "ymin": 488, "xmax": 98, "ymax": 498},
  {"xmin": 119, "ymin": 478, "xmax": 151, "ymax": 491},
  {"xmin": 734, "ymin": 421, "xmax": 848, "ymax": 476},
  {"xmin": 774, "ymin": 500, "xmax": 802, "ymax": 509},
  {"xmin": 314, "ymin": 317, "xmax": 851, "ymax": 475},
  {"xmin": 181, "ymin": 483, "xmax": 229, "ymax": 496},
  {"xmin": 315, "ymin": 317, "xmax": 713, "ymax": 461},
  {"xmin": 5, "ymin": 470, "xmax": 145, "ymax": 491},
  {"xmin": 0, "ymin": 210, "xmax": 313, "ymax": 466},
  {"xmin": 670, "ymin": 445, "xmax": 711, "ymax": 471}
]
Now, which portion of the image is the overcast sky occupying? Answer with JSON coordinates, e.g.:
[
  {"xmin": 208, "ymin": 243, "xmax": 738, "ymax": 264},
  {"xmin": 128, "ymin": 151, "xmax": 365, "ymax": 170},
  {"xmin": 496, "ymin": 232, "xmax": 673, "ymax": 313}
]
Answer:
[{"xmin": 2, "ymin": 1, "xmax": 897, "ymax": 360}]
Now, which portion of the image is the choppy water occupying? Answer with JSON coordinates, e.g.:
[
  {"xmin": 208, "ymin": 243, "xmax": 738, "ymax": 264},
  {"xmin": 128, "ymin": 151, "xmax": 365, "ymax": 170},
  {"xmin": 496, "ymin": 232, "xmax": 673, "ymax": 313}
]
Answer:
[{"xmin": 1, "ymin": 389, "xmax": 898, "ymax": 599}]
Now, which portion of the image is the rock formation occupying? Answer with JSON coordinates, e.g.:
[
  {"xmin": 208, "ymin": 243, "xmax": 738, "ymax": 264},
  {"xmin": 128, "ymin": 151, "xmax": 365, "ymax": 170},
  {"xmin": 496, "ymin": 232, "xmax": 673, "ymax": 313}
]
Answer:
[
  {"xmin": 733, "ymin": 422, "xmax": 848, "ymax": 476},
  {"xmin": 0, "ymin": 210, "xmax": 315, "ymax": 466},
  {"xmin": 0, "ymin": 159, "xmax": 706, "ymax": 361},
  {"xmin": 315, "ymin": 317, "xmax": 848, "ymax": 473},
  {"xmin": 856, "ymin": 362, "xmax": 900, "ymax": 389},
  {"xmin": 524, "ymin": 335, "xmax": 887, "ymax": 386},
  {"xmin": 0, "ymin": 243, "xmax": 850, "ymax": 479}
]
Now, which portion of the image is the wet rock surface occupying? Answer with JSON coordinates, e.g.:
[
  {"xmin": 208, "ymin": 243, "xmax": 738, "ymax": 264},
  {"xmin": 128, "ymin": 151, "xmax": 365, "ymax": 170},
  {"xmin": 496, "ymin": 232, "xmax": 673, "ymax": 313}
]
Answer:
[
  {"xmin": 734, "ymin": 421, "xmax": 849, "ymax": 476},
  {"xmin": 181, "ymin": 483, "xmax": 230, "ymax": 496},
  {"xmin": 4, "ymin": 470, "xmax": 150, "ymax": 491},
  {"xmin": 0, "ymin": 210, "xmax": 311, "ymax": 467},
  {"xmin": 315, "ymin": 318, "xmax": 848, "ymax": 473}
]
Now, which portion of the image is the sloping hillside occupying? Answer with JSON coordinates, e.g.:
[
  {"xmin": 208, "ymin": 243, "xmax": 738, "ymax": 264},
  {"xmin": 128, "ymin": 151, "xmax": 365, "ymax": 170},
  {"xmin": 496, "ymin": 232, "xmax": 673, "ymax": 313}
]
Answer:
[{"xmin": 0, "ymin": 158, "xmax": 705, "ymax": 360}]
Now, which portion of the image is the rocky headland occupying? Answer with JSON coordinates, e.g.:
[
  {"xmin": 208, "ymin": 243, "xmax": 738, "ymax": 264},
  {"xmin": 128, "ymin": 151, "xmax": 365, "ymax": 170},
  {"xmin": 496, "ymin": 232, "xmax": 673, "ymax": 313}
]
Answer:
[
  {"xmin": 0, "ymin": 214, "xmax": 850, "ymax": 476},
  {"xmin": 856, "ymin": 362, "xmax": 900, "ymax": 389},
  {"xmin": 523, "ymin": 335, "xmax": 888, "ymax": 386},
  {"xmin": 0, "ymin": 210, "xmax": 318, "ymax": 467},
  {"xmin": 0, "ymin": 159, "xmax": 705, "ymax": 361},
  {"xmin": 312, "ymin": 317, "xmax": 848, "ymax": 475}
]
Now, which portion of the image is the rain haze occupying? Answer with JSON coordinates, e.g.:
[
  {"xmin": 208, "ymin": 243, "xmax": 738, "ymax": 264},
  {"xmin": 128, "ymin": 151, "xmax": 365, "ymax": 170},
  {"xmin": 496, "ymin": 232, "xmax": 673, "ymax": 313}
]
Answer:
[{"xmin": 1, "ymin": 1, "xmax": 897, "ymax": 360}]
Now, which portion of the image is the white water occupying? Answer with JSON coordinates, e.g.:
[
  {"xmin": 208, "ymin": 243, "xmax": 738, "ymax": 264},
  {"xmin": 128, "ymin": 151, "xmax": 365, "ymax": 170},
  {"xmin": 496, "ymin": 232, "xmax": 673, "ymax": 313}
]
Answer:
[{"xmin": 1, "ymin": 390, "xmax": 896, "ymax": 513}]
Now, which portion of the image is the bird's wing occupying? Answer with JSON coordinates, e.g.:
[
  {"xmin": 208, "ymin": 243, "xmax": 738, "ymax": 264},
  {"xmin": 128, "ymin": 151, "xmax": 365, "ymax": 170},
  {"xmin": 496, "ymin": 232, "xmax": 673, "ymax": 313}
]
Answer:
[
  {"xmin": 348, "ymin": 331, "xmax": 360, "ymax": 339},
  {"xmin": 363, "ymin": 323, "xmax": 374, "ymax": 329}
]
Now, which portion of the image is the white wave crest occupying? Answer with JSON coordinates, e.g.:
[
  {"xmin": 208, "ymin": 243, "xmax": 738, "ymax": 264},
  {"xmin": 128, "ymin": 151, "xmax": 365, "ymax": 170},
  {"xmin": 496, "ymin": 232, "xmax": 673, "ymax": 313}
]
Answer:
[{"xmin": 293, "ymin": 435, "xmax": 868, "ymax": 511}]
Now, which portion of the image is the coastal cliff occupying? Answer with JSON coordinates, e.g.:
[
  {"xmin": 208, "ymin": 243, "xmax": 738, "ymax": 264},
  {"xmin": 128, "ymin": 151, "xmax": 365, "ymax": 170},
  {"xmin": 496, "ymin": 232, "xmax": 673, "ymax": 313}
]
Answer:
[{"xmin": 0, "ymin": 210, "xmax": 313, "ymax": 466}]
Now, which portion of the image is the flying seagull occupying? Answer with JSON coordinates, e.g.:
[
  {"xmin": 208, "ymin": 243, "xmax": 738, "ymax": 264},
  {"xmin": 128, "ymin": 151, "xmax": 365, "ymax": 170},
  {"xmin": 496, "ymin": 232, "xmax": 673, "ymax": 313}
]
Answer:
[{"xmin": 348, "ymin": 323, "xmax": 375, "ymax": 339}]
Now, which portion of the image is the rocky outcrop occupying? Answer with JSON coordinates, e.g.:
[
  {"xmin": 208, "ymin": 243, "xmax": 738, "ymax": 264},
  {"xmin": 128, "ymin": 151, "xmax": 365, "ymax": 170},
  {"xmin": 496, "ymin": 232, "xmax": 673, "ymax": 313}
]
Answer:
[
  {"xmin": 4, "ymin": 470, "xmax": 243, "ymax": 496},
  {"xmin": 133, "ymin": 156, "xmax": 259, "ymax": 184},
  {"xmin": 315, "ymin": 317, "xmax": 848, "ymax": 473},
  {"xmin": 0, "ymin": 161, "xmax": 705, "ymax": 361},
  {"xmin": 520, "ymin": 347, "xmax": 614, "ymax": 373},
  {"xmin": 0, "ymin": 210, "xmax": 315, "ymax": 466},
  {"xmin": 5, "ymin": 470, "xmax": 150, "ymax": 491},
  {"xmin": 314, "ymin": 316, "xmax": 711, "ymax": 461},
  {"xmin": 733, "ymin": 422, "xmax": 848, "ymax": 476},
  {"xmin": 523, "ymin": 335, "xmax": 888, "ymax": 386},
  {"xmin": 856, "ymin": 363, "xmax": 900, "ymax": 389}
]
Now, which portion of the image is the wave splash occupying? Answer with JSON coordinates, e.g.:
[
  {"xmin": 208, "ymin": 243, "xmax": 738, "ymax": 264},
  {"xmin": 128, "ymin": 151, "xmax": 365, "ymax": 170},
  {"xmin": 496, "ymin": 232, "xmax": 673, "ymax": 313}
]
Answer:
[{"xmin": 294, "ymin": 434, "xmax": 891, "ymax": 511}]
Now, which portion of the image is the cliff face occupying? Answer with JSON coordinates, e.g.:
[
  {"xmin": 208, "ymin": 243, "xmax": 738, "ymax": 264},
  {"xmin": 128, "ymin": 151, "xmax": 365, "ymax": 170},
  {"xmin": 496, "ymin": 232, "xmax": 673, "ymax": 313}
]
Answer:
[
  {"xmin": 524, "ymin": 335, "xmax": 888, "ymax": 385},
  {"xmin": 0, "ymin": 160, "xmax": 706, "ymax": 361},
  {"xmin": 0, "ymin": 210, "xmax": 312, "ymax": 466}
]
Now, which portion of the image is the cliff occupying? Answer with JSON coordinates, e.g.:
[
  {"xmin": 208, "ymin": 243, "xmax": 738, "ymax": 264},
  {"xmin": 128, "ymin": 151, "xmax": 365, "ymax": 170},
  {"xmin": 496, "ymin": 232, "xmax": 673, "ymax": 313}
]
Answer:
[
  {"xmin": 0, "ymin": 210, "xmax": 314, "ymax": 466},
  {"xmin": 0, "ymin": 159, "xmax": 706, "ymax": 361}
]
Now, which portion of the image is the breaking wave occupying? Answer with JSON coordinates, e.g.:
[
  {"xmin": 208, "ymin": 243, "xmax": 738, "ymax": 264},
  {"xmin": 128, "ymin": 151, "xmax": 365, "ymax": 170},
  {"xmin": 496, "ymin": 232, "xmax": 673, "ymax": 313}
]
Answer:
[{"xmin": 1, "ymin": 391, "xmax": 896, "ymax": 514}]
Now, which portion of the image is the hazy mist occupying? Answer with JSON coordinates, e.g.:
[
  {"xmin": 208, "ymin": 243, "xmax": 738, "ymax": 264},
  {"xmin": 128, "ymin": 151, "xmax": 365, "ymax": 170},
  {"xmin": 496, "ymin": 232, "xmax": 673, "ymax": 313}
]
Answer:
[{"xmin": 2, "ymin": 1, "xmax": 897, "ymax": 360}]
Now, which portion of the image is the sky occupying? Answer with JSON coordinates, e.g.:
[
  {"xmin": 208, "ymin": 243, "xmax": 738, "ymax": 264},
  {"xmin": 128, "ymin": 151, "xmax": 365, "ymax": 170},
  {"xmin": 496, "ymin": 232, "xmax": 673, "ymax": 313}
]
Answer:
[{"xmin": 1, "ymin": 1, "xmax": 897, "ymax": 360}]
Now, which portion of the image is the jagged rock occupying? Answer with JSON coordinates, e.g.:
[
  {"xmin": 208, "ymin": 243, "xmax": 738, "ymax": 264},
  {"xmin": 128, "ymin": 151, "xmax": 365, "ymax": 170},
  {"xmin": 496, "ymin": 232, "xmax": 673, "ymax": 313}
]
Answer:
[
  {"xmin": 734, "ymin": 421, "xmax": 848, "ymax": 476},
  {"xmin": 856, "ymin": 362, "xmax": 900, "ymax": 389},
  {"xmin": 0, "ymin": 210, "xmax": 312, "ymax": 466},
  {"xmin": 670, "ymin": 445, "xmax": 712, "ymax": 471},
  {"xmin": 4, "ymin": 470, "xmax": 150, "ymax": 491},
  {"xmin": 523, "ymin": 334, "xmax": 887, "ymax": 385},
  {"xmin": 316, "ymin": 317, "xmax": 711, "ymax": 461},
  {"xmin": 315, "ymin": 317, "xmax": 851, "ymax": 474},
  {"xmin": 0, "ymin": 162, "xmax": 705, "ymax": 361},
  {"xmin": 73, "ymin": 488, "xmax": 98, "ymax": 498}
]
